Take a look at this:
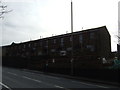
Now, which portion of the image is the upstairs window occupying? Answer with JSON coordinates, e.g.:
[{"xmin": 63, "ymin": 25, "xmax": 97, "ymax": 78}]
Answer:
[
  {"xmin": 61, "ymin": 38, "xmax": 64, "ymax": 43},
  {"xmin": 46, "ymin": 40, "xmax": 48, "ymax": 48},
  {"xmin": 90, "ymin": 32, "xmax": 94, "ymax": 39},
  {"xmin": 34, "ymin": 43, "xmax": 36, "ymax": 47},
  {"xmin": 67, "ymin": 47, "xmax": 72, "ymax": 51},
  {"xmin": 61, "ymin": 38, "xmax": 64, "ymax": 46},
  {"xmin": 70, "ymin": 36, "xmax": 72, "ymax": 41},
  {"xmin": 46, "ymin": 40, "xmax": 48, "ymax": 44},
  {"xmin": 79, "ymin": 35, "xmax": 83, "ymax": 43},
  {"xmin": 86, "ymin": 45, "xmax": 95, "ymax": 52},
  {"xmin": 54, "ymin": 39, "xmax": 56, "ymax": 44},
  {"xmin": 23, "ymin": 44, "xmax": 26, "ymax": 48},
  {"xmin": 51, "ymin": 49, "xmax": 56, "ymax": 52},
  {"xmin": 40, "ymin": 41, "xmax": 42, "ymax": 47},
  {"xmin": 28, "ymin": 44, "xmax": 31, "ymax": 47}
]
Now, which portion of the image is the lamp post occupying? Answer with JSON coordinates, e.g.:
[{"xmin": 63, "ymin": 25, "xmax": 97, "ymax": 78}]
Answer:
[{"xmin": 71, "ymin": 0, "xmax": 74, "ymax": 75}]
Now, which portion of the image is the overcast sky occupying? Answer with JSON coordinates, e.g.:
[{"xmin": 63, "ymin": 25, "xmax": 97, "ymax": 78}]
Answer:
[{"xmin": 0, "ymin": 0, "xmax": 119, "ymax": 51}]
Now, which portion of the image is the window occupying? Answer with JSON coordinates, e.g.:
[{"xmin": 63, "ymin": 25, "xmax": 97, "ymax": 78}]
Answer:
[
  {"xmin": 19, "ymin": 46, "xmax": 21, "ymax": 49},
  {"xmin": 67, "ymin": 47, "xmax": 72, "ymax": 51},
  {"xmin": 38, "ymin": 51, "xmax": 42, "ymax": 55},
  {"xmin": 86, "ymin": 45, "xmax": 95, "ymax": 52},
  {"xmin": 70, "ymin": 36, "xmax": 72, "ymax": 41},
  {"xmin": 40, "ymin": 41, "xmax": 42, "ymax": 47},
  {"xmin": 60, "ymin": 51, "xmax": 66, "ymax": 56},
  {"xmin": 46, "ymin": 40, "xmax": 48, "ymax": 44},
  {"xmin": 34, "ymin": 43, "xmax": 37, "ymax": 47},
  {"xmin": 61, "ymin": 38, "xmax": 64, "ymax": 46},
  {"xmin": 23, "ymin": 44, "xmax": 26, "ymax": 48},
  {"xmin": 61, "ymin": 38, "xmax": 64, "ymax": 43},
  {"xmin": 28, "ymin": 43, "xmax": 31, "ymax": 47},
  {"xmin": 90, "ymin": 32, "xmax": 94, "ymax": 39},
  {"xmin": 54, "ymin": 39, "xmax": 56, "ymax": 44},
  {"xmin": 79, "ymin": 35, "xmax": 83, "ymax": 43},
  {"xmin": 46, "ymin": 40, "xmax": 48, "ymax": 48},
  {"xmin": 52, "ymin": 59, "xmax": 55, "ymax": 63},
  {"xmin": 51, "ymin": 49, "xmax": 56, "ymax": 52}
]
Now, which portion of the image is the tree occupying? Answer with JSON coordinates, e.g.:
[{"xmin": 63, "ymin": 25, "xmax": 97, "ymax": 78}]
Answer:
[
  {"xmin": 116, "ymin": 35, "xmax": 120, "ymax": 40},
  {"xmin": 118, "ymin": 36, "xmax": 120, "ymax": 40},
  {"xmin": 115, "ymin": 35, "xmax": 120, "ymax": 45},
  {"xmin": 0, "ymin": 1, "xmax": 12, "ymax": 19}
]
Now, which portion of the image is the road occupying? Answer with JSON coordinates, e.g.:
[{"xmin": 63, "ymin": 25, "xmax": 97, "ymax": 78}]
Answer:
[{"xmin": 1, "ymin": 67, "xmax": 119, "ymax": 89}]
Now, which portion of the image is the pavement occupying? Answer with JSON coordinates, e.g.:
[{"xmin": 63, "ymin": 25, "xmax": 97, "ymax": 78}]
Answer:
[{"xmin": 1, "ymin": 67, "xmax": 120, "ymax": 89}]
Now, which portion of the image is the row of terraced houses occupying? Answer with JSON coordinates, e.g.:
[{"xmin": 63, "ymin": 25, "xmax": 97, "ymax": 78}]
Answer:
[{"xmin": 2, "ymin": 26, "xmax": 111, "ymax": 70}]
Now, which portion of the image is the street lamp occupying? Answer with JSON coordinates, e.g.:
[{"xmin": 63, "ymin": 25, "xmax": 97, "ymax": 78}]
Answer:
[{"xmin": 71, "ymin": 0, "xmax": 74, "ymax": 75}]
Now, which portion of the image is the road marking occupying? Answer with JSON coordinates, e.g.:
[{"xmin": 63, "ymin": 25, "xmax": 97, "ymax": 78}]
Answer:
[
  {"xmin": 23, "ymin": 69, "xmax": 44, "ymax": 74},
  {"xmin": 54, "ymin": 85, "xmax": 64, "ymax": 88},
  {"xmin": 22, "ymin": 76, "xmax": 67, "ymax": 89},
  {"xmin": 45, "ymin": 75, "xmax": 60, "ymax": 80},
  {"xmin": 5, "ymin": 70, "xmax": 108, "ymax": 88},
  {"xmin": 22, "ymin": 76, "xmax": 42, "ymax": 83},
  {"xmin": 71, "ymin": 81, "xmax": 109, "ymax": 88},
  {"xmin": 0, "ymin": 82, "xmax": 12, "ymax": 90},
  {"xmin": 55, "ymin": 85, "xmax": 71, "ymax": 90},
  {"xmin": 22, "ymin": 69, "xmax": 60, "ymax": 80},
  {"xmin": 23, "ymin": 70, "xmax": 60, "ymax": 80},
  {"xmin": 7, "ymin": 72, "xmax": 17, "ymax": 76}
]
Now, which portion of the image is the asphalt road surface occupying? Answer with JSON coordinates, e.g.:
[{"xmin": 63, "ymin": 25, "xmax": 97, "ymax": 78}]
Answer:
[{"xmin": 1, "ymin": 67, "xmax": 119, "ymax": 90}]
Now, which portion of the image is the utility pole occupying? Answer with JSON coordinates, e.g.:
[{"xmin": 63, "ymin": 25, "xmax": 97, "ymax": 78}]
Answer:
[{"xmin": 71, "ymin": 0, "xmax": 74, "ymax": 75}]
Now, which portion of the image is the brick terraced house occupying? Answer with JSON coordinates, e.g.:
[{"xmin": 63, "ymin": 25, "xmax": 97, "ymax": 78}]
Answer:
[{"xmin": 2, "ymin": 26, "xmax": 111, "ymax": 70}]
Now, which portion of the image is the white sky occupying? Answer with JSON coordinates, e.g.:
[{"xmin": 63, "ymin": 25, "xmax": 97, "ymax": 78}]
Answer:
[{"xmin": 0, "ymin": 0, "xmax": 119, "ymax": 51}]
